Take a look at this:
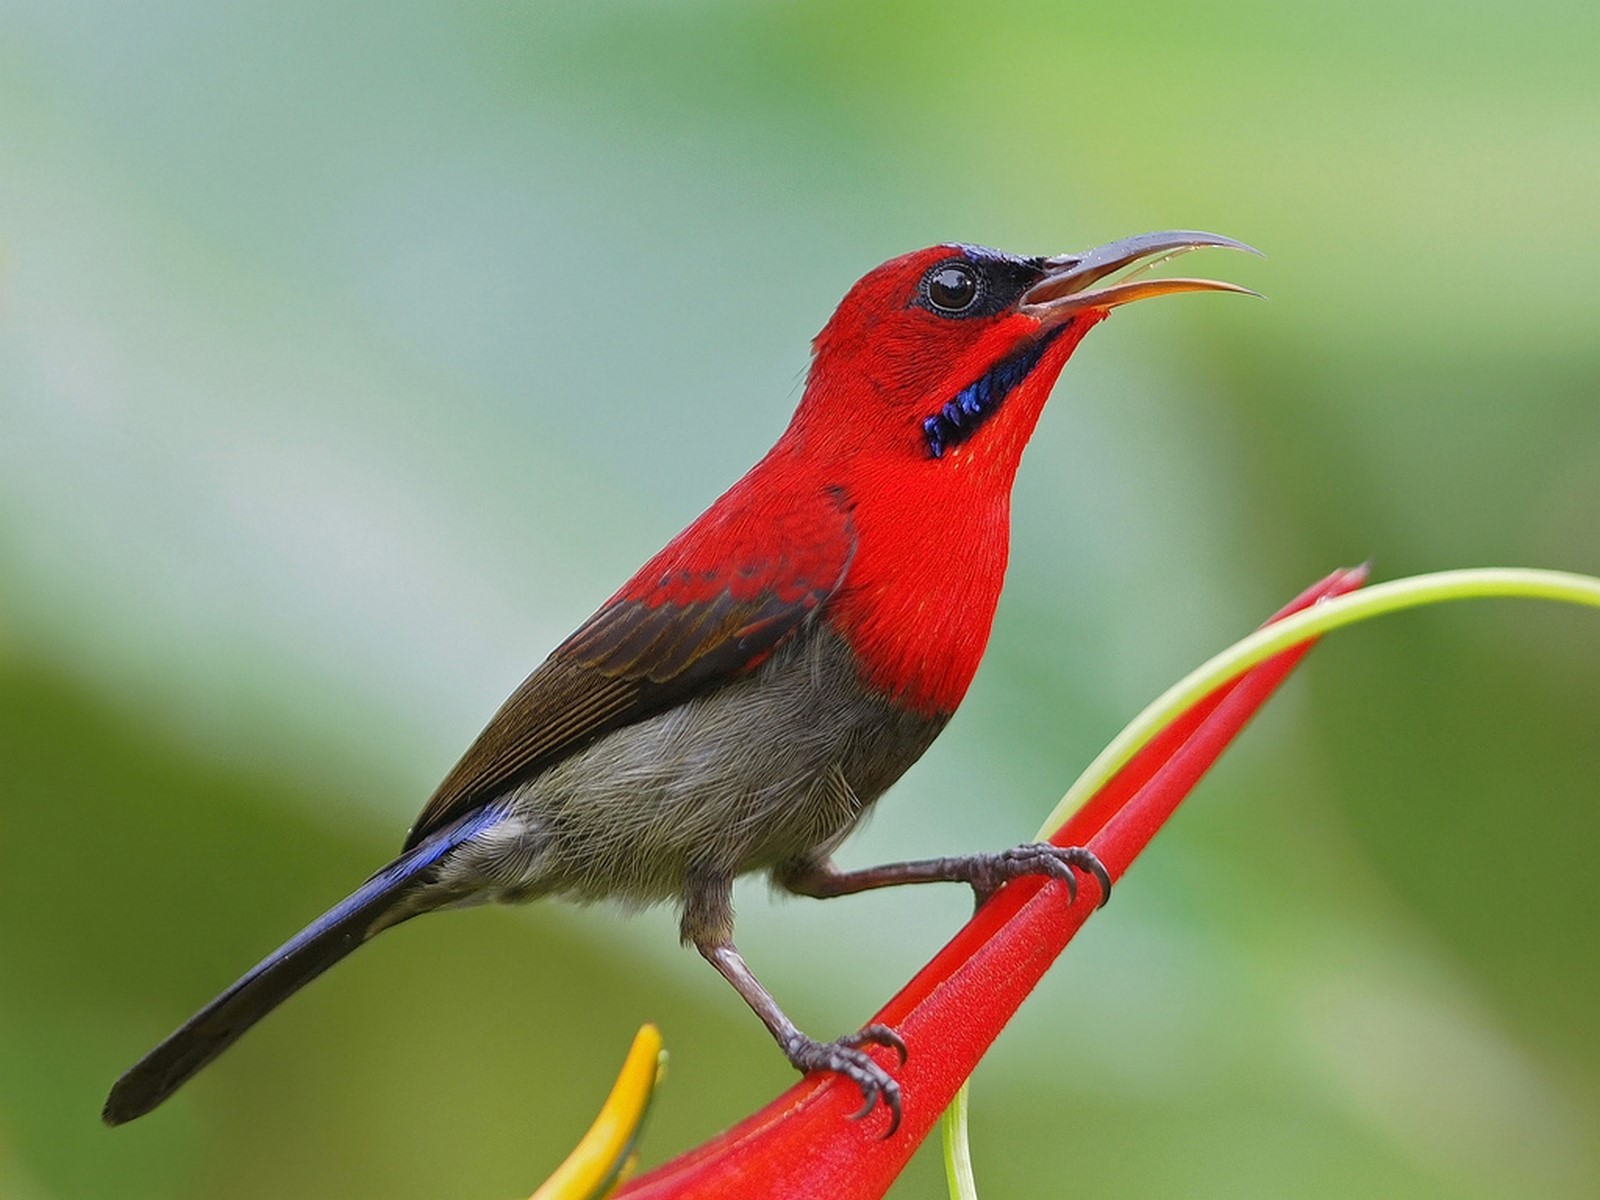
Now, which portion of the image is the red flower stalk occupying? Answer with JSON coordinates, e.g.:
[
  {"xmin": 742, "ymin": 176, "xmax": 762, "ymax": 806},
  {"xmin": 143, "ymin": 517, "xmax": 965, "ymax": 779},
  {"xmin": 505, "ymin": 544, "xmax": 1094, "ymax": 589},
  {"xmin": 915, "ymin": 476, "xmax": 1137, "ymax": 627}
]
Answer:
[{"xmin": 618, "ymin": 565, "xmax": 1369, "ymax": 1199}]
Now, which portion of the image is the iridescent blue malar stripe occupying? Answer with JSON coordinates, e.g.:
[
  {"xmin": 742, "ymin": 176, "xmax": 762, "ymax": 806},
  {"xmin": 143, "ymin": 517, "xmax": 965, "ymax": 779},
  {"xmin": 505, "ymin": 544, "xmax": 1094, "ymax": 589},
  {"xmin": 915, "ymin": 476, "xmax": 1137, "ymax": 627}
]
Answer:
[{"xmin": 922, "ymin": 325, "xmax": 1066, "ymax": 459}]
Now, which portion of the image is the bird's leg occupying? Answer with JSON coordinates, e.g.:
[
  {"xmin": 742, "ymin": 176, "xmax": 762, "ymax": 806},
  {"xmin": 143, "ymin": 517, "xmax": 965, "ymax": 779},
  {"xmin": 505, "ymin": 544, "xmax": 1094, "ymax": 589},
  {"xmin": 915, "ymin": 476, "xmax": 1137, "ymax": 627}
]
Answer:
[
  {"xmin": 777, "ymin": 843, "xmax": 1111, "ymax": 912},
  {"xmin": 681, "ymin": 871, "xmax": 906, "ymax": 1134}
]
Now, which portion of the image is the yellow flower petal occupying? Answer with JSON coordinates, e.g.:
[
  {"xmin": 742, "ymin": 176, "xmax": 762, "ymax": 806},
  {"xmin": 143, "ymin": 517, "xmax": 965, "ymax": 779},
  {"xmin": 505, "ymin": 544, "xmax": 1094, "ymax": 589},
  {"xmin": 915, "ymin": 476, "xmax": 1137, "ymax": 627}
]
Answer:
[{"xmin": 529, "ymin": 1024, "xmax": 666, "ymax": 1200}]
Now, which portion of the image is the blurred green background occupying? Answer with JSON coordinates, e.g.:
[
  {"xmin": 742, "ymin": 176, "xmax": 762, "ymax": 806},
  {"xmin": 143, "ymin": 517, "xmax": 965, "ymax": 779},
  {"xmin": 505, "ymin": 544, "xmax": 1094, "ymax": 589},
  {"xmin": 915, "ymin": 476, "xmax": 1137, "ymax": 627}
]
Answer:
[{"xmin": 2, "ymin": 1, "xmax": 1597, "ymax": 1197}]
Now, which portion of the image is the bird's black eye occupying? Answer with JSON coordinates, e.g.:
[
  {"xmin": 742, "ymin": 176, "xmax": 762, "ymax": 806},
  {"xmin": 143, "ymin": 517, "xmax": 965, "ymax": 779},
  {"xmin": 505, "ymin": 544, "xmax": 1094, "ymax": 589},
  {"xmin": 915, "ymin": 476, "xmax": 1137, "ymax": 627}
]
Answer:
[{"xmin": 923, "ymin": 261, "xmax": 981, "ymax": 314}]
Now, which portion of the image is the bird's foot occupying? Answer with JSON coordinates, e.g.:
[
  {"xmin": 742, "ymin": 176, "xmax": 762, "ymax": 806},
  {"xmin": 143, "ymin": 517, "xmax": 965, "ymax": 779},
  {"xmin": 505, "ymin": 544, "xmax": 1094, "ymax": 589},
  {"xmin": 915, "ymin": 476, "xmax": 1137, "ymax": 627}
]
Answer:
[
  {"xmin": 782, "ymin": 1024, "xmax": 906, "ymax": 1135},
  {"xmin": 961, "ymin": 842, "xmax": 1111, "ymax": 909}
]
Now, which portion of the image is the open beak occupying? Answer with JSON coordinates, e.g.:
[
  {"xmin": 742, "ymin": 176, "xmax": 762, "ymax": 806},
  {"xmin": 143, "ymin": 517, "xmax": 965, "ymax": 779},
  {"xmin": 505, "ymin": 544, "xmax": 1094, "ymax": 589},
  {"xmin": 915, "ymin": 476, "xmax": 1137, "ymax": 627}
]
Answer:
[{"xmin": 1019, "ymin": 230, "xmax": 1262, "ymax": 326}]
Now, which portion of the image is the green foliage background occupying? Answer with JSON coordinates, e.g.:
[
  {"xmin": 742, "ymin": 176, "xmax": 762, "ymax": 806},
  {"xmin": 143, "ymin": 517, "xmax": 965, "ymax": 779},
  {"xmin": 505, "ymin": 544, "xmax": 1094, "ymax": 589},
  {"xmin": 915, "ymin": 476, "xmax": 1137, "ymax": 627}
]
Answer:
[{"xmin": 1, "ymin": 2, "xmax": 1596, "ymax": 1196}]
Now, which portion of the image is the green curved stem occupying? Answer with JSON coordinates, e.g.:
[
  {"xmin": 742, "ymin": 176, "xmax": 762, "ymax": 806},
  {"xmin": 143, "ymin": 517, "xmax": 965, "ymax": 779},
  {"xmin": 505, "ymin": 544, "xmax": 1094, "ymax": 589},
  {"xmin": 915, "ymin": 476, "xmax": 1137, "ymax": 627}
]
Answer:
[
  {"xmin": 1036, "ymin": 568, "xmax": 1600, "ymax": 839},
  {"xmin": 943, "ymin": 567, "xmax": 1600, "ymax": 1199},
  {"xmin": 941, "ymin": 1084, "xmax": 979, "ymax": 1200}
]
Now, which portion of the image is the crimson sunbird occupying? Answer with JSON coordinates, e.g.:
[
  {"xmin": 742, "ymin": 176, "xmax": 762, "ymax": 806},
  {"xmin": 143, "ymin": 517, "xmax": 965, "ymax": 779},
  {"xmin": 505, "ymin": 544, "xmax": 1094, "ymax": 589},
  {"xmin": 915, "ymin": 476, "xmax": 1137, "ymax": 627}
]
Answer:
[{"xmin": 104, "ymin": 230, "xmax": 1257, "ymax": 1132}]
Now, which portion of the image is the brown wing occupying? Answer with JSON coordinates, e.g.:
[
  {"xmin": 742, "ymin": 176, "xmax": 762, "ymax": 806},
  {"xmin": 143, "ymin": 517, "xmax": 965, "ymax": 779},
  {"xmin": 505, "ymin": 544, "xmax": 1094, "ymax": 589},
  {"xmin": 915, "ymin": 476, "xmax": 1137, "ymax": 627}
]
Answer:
[{"xmin": 403, "ymin": 500, "xmax": 855, "ymax": 850}]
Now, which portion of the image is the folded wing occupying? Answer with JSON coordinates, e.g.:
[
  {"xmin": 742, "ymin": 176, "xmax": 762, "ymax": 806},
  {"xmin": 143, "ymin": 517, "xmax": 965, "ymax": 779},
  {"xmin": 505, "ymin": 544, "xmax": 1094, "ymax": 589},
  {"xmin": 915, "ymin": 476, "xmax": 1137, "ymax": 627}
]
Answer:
[{"xmin": 403, "ymin": 489, "xmax": 856, "ymax": 850}]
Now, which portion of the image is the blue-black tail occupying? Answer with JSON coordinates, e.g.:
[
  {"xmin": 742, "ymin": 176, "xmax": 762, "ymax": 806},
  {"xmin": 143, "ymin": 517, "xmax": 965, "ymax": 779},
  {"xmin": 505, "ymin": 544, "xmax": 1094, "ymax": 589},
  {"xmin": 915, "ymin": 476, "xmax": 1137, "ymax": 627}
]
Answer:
[{"xmin": 102, "ymin": 809, "xmax": 496, "ymax": 1126}]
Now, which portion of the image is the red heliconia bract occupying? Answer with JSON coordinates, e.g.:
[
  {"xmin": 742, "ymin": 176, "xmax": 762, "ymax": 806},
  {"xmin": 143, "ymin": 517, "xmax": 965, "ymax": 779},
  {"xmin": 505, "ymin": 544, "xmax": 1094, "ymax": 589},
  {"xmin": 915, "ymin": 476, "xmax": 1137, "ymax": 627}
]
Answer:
[{"xmin": 619, "ymin": 566, "xmax": 1369, "ymax": 1200}]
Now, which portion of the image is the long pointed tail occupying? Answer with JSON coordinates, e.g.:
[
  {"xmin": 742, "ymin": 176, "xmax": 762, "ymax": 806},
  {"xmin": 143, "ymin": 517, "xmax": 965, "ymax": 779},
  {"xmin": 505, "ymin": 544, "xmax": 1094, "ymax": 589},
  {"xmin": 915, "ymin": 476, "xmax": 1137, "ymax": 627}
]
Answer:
[{"xmin": 103, "ymin": 809, "xmax": 497, "ymax": 1126}]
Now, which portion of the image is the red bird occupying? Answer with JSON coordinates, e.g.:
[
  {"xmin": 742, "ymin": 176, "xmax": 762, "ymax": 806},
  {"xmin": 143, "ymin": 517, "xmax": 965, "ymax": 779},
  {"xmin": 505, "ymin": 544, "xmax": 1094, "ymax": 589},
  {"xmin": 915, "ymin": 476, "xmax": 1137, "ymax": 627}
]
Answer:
[{"xmin": 104, "ymin": 231, "xmax": 1256, "ymax": 1132}]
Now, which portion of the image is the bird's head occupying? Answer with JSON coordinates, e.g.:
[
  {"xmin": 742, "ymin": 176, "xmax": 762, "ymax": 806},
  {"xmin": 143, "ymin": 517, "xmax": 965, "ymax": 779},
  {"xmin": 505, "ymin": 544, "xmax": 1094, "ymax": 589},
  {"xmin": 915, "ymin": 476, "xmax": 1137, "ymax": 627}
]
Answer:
[{"xmin": 794, "ymin": 231, "xmax": 1258, "ymax": 477}]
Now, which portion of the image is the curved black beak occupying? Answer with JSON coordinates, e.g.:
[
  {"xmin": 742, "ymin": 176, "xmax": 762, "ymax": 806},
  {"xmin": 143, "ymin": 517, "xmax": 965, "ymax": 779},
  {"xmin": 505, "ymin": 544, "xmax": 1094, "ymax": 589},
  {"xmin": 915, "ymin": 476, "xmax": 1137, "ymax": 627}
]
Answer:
[{"xmin": 1020, "ymin": 230, "xmax": 1262, "ymax": 325}]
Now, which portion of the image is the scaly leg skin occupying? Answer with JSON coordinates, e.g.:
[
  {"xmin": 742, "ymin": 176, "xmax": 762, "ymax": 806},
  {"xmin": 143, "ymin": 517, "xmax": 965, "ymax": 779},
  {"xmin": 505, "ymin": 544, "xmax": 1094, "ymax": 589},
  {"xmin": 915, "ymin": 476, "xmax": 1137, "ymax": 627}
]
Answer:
[
  {"xmin": 683, "ymin": 873, "xmax": 907, "ymax": 1135},
  {"xmin": 778, "ymin": 841, "xmax": 1112, "ymax": 911}
]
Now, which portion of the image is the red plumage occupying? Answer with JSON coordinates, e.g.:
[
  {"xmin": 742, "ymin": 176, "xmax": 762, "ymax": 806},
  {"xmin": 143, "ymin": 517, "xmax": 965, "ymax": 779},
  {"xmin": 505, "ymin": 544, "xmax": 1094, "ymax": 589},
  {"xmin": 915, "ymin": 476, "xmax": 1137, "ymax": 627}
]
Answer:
[{"xmin": 614, "ymin": 246, "xmax": 1106, "ymax": 716}]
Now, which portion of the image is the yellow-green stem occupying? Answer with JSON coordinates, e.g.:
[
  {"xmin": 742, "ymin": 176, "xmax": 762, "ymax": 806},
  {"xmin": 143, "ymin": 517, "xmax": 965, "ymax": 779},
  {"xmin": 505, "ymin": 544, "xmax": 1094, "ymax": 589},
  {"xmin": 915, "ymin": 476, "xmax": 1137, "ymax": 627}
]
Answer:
[
  {"xmin": 1037, "ymin": 568, "xmax": 1600, "ymax": 839},
  {"xmin": 942, "ymin": 567, "xmax": 1600, "ymax": 1199},
  {"xmin": 941, "ymin": 1083, "xmax": 979, "ymax": 1200}
]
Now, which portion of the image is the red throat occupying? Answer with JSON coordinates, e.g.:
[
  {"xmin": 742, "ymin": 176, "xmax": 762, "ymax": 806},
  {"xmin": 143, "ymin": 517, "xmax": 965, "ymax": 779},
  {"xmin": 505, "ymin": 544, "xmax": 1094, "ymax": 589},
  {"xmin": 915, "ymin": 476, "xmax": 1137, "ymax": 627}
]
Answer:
[{"xmin": 775, "ymin": 312, "xmax": 1102, "ymax": 716}]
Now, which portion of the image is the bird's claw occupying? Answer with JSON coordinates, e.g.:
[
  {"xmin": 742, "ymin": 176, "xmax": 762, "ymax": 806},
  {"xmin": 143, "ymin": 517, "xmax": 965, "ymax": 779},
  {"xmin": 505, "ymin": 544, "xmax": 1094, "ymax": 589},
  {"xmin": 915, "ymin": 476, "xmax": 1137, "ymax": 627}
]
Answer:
[
  {"xmin": 967, "ymin": 842, "xmax": 1111, "ymax": 909},
  {"xmin": 837, "ymin": 1022, "xmax": 907, "ymax": 1065},
  {"xmin": 782, "ymin": 1027, "xmax": 904, "ymax": 1136}
]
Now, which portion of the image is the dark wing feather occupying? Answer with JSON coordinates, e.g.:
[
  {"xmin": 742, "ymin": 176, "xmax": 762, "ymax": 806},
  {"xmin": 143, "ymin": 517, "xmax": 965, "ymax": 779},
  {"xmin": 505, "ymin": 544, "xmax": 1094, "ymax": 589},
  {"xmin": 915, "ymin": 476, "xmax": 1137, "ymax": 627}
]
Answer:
[{"xmin": 403, "ymin": 496, "xmax": 855, "ymax": 850}]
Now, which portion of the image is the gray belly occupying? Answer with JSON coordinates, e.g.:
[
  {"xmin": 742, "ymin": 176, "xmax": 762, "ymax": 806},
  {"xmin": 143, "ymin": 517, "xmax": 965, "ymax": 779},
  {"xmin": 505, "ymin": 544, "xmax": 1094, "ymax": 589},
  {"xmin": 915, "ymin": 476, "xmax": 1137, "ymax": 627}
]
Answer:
[{"xmin": 432, "ymin": 622, "xmax": 945, "ymax": 908}]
